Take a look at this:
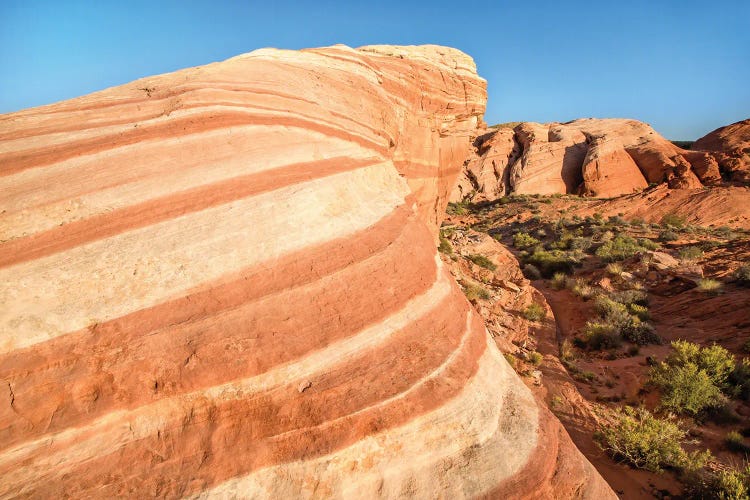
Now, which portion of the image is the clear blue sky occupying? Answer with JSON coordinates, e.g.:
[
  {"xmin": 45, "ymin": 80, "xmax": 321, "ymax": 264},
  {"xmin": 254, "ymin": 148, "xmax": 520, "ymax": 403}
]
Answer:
[{"xmin": 1, "ymin": 0, "xmax": 748, "ymax": 139}]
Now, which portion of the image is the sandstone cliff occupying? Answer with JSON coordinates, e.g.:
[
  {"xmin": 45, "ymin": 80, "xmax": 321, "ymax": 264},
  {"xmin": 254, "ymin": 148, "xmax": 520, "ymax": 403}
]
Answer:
[
  {"xmin": 693, "ymin": 118, "xmax": 750, "ymax": 184},
  {"xmin": 451, "ymin": 118, "xmax": 745, "ymax": 201},
  {"xmin": 0, "ymin": 45, "xmax": 612, "ymax": 498}
]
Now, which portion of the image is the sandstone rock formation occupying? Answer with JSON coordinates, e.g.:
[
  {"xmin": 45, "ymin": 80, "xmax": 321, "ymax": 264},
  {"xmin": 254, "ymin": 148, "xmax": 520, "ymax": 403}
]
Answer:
[
  {"xmin": 693, "ymin": 118, "xmax": 750, "ymax": 183},
  {"xmin": 450, "ymin": 118, "xmax": 739, "ymax": 201},
  {"xmin": 0, "ymin": 45, "xmax": 612, "ymax": 498}
]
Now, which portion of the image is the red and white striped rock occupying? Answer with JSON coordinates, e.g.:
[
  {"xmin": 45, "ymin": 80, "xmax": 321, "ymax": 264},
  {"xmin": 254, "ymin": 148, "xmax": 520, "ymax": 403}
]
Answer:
[{"xmin": 0, "ymin": 45, "xmax": 612, "ymax": 498}]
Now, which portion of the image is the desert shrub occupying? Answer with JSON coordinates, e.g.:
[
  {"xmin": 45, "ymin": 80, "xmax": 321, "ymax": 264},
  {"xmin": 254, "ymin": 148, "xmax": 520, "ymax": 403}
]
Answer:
[
  {"xmin": 611, "ymin": 289, "xmax": 649, "ymax": 307},
  {"xmin": 446, "ymin": 201, "xmax": 470, "ymax": 215},
  {"xmin": 597, "ymin": 407, "xmax": 691, "ymax": 472},
  {"xmin": 570, "ymin": 278, "xmax": 595, "ymax": 300},
  {"xmin": 569, "ymin": 236, "xmax": 593, "ymax": 251},
  {"xmin": 528, "ymin": 351, "xmax": 543, "ymax": 366},
  {"xmin": 522, "ymin": 303, "xmax": 546, "ymax": 322},
  {"xmin": 525, "ymin": 249, "xmax": 577, "ymax": 278},
  {"xmin": 522, "ymin": 263, "xmax": 542, "ymax": 280},
  {"xmin": 467, "ymin": 254, "xmax": 497, "ymax": 271},
  {"xmin": 503, "ymin": 352, "xmax": 516, "ymax": 368},
  {"xmin": 638, "ymin": 238, "xmax": 660, "ymax": 250},
  {"xmin": 560, "ymin": 338, "xmax": 575, "ymax": 362},
  {"xmin": 593, "ymin": 212, "xmax": 604, "ymax": 222},
  {"xmin": 715, "ymin": 226, "xmax": 736, "ymax": 239},
  {"xmin": 713, "ymin": 467, "xmax": 750, "ymax": 499},
  {"xmin": 513, "ymin": 231, "xmax": 540, "ymax": 249},
  {"xmin": 735, "ymin": 264, "xmax": 750, "ymax": 287},
  {"xmin": 661, "ymin": 213, "xmax": 687, "ymax": 228},
  {"xmin": 725, "ymin": 431, "xmax": 750, "ymax": 454},
  {"xmin": 660, "ymin": 230, "xmax": 680, "ymax": 242},
  {"xmin": 697, "ymin": 278, "xmax": 723, "ymax": 295},
  {"xmin": 651, "ymin": 363, "xmax": 724, "ymax": 415},
  {"xmin": 438, "ymin": 234, "xmax": 453, "ymax": 255},
  {"xmin": 582, "ymin": 322, "xmax": 622, "ymax": 350},
  {"xmin": 630, "ymin": 217, "xmax": 646, "ymax": 226},
  {"xmin": 628, "ymin": 303, "xmax": 650, "ymax": 320},
  {"xmin": 609, "ymin": 215, "xmax": 627, "ymax": 225},
  {"xmin": 596, "ymin": 235, "xmax": 645, "ymax": 262},
  {"xmin": 462, "ymin": 282, "xmax": 491, "ymax": 301},
  {"xmin": 650, "ymin": 340, "xmax": 735, "ymax": 415},
  {"xmin": 679, "ymin": 246, "xmax": 704, "ymax": 262},
  {"xmin": 729, "ymin": 359, "xmax": 750, "ymax": 400},
  {"xmin": 550, "ymin": 272, "xmax": 568, "ymax": 290},
  {"xmin": 606, "ymin": 262, "xmax": 623, "ymax": 276}
]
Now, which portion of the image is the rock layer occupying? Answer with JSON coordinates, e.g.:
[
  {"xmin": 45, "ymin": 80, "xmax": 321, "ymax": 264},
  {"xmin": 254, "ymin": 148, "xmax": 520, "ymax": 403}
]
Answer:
[
  {"xmin": 451, "ymin": 118, "xmax": 745, "ymax": 201},
  {"xmin": 0, "ymin": 45, "xmax": 611, "ymax": 498}
]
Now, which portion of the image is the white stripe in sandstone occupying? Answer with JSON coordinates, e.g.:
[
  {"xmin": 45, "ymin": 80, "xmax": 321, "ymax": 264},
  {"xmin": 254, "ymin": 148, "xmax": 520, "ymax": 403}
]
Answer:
[
  {"xmin": 0, "ymin": 126, "xmax": 378, "ymax": 240},
  {"xmin": 0, "ymin": 258, "xmax": 453, "ymax": 493},
  {"xmin": 197, "ymin": 332, "xmax": 536, "ymax": 500},
  {"xmin": 0, "ymin": 162, "xmax": 408, "ymax": 353}
]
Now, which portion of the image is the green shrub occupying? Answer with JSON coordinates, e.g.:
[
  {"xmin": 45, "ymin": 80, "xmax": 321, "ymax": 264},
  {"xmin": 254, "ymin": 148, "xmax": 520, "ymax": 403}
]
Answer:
[
  {"xmin": 581, "ymin": 322, "xmax": 622, "ymax": 350},
  {"xmin": 628, "ymin": 303, "xmax": 650, "ymax": 321},
  {"xmin": 438, "ymin": 234, "xmax": 453, "ymax": 255},
  {"xmin": 447, "ymin": 201, "xmax": 470, "ymax": 215},
  {"xmin": 525, "ymin": 249, "xmax": 577, "ymax": 277},
  {"xmin": 729, "ymin": 359, "xmax": 750, "ymax": 400},
  {"xmin": 660, "ymin": 230, "xmax": 680, "ymax": 242},
  {"xmin": 661, "ymin": 213, "xmax": 687, "ymax": 228},
  {"xmin": 679, "ymin": 246, "xmax": 704, "ymax": 261},
  {"xmin": 513, "ymin": 231, "xmax": 540, "ymax": 249},
  {"xmin": 735, "ymin": 264, "xmax": 750, "ymax": 287},
  {"xmin": 467, "ymin": 254, "xmax": 497, "ymax": 271},
  {"xmin": 528, "ymin": 351, "xmax": 543, "ymax": 366},
  {"xmin": 713, "ymin": 467, "xmax": 750, "ymax": 499},
  {"xmin": 503, "ymin": 352, "xmax": 516, "ymax": 368},
  {"xmin": 569, "ymin": 278, "xmax": 595, "ymax": 300},
  {"xmin": 522, "ymin": 263, "xmax": 542, "ymax": 280},
  {"xmin": 560, "ymin": 338, "xmax": 575, "ymax": 362},
  {"xmin": 697, "ymin": 278, "xmax": 723, "ymax": 295},
  {"xmin": 652, "ymin": 362, "xmax": 722, "ymax": 415},
  {"xmin": 462, "ymin": 282, "xmax": 491, "ymax": 301},
  {"xmin": 596, "ymin": 235, "xmax": 646, "ymax": 262},
  {"xmin": 597, "ymin": 407, "xmax": 691, "ymax": 472},
  {"xmin": 550, "ymin": 272, "xmax": 568, "ymax": 290},
  {"xmin": 725, "ymin": 431, "xmax": 750, "ymax": 454},
  {"xmin": 523, "ymin": 303, "xmax": 546, "ymax": 322},
  {"xmin": 650, "ymin": 340, "xmax": 734, "ymax": 415},
  {"xmin": 611, "ymin": 289, "xmax": 649, "ymax": 307},
  {"xmin": 606, "ymin": 262, "xmax": 623, "ymax": 276},
  {"xmin": 638, "ymin": 238, "xmax": 660, "ymax": 250}
]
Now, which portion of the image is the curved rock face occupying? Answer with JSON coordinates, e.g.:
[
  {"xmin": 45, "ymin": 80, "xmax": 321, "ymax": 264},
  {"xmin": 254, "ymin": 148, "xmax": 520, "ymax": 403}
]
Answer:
[
  {"xmin": 0, "ymin": 45, "xmax": 611, "ymax": 498},
  {"xmin": 450, "ymin": 118, "xmax": 737, "ymax": 201},
  {"xmin": 693, "ymin": 118, "xmax": 750, "ymax": 184}
]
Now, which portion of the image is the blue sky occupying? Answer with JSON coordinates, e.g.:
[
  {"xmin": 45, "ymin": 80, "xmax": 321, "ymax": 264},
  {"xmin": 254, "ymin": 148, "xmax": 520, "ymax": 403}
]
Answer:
[{"xmin": 1, "ymin": 0, "xmax": 748, "ymax": 139}]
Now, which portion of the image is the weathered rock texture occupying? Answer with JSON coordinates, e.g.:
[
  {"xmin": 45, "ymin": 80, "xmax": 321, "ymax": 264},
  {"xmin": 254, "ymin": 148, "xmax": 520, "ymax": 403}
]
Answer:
[
  {"xmin": 693, "ymin": 118, "xmax": 750, "ymax": 183},
  {"xmin": 451, "ymin": 118, "xmax": 747, "ymax": 201},
  {"xmin": 0, "ymin": 45, "xmax": 612, "ymax": 498}
]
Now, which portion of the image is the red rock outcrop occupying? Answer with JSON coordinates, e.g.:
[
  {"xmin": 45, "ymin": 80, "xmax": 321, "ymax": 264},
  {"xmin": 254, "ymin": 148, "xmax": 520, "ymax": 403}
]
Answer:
[
  {"xmin": 0, "ymin": 45, "xmax": 612, "ymax": 498},
  {"xmin": 451, "ymin": 118, "xmax": 735, "ymax": 201},
  {"xmin": 693, "ymin": 118, "xmax": 750, "ymax": 183}
]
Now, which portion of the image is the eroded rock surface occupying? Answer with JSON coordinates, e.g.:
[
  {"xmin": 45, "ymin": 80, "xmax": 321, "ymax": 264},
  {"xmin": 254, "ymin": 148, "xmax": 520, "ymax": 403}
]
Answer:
[
  {"xmin": 693, "ymin": 118, "xmax": 750, "ymax": 183},
  {"xmin": 0, "ymin": 45, "xmax": 611, "ymax": 498},
  {"xmin": 451, "ymin": 118, "xmax": 747, "ymax": 201}
]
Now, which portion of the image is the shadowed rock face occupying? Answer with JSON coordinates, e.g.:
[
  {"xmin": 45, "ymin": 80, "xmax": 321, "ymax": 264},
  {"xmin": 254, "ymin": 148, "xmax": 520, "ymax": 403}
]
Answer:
[
  {"xmin": 451, "ymin": 118, "xmax": 748, "ymax": 201},
  {"xmin": 0, "ymin": 45, "xmax": 612, "ymax": 498},
  {"xmin": 693, "ymin": 118, "xmax": 750, "ymax": 184}
]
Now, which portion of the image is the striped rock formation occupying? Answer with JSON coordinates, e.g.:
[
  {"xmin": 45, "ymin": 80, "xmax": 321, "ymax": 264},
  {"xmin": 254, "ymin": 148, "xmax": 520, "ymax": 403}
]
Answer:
[
  {"xmin": 452, "ymin": 118, "xmax": 734, "ymax": 201},
  {"xmin": 0, "ymin": 45, "xmax": 612, "ymax": 498}
]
